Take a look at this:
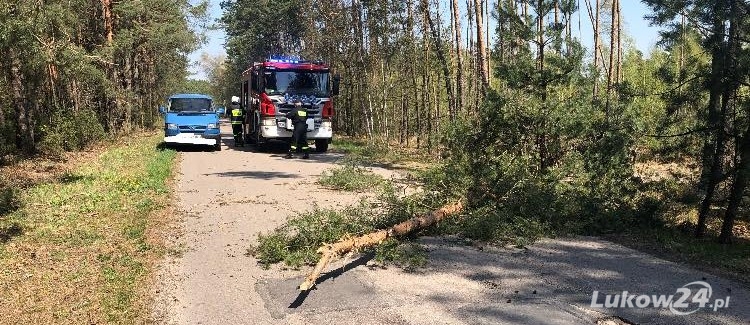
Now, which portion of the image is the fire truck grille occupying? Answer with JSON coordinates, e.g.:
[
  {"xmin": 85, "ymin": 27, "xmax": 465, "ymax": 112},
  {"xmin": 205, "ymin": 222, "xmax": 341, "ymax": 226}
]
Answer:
[{"xmin": 277, "ymin": 104, "xmax": 321, "ymax": 116}]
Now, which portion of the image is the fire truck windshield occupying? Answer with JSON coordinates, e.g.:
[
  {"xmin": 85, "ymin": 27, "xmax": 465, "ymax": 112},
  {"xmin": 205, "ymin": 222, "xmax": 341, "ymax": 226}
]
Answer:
[
  {"xmin": 169, "ymin": 98, "xmax": 213, "ymax": 112},
  {"xmin": 264, "ymin": 70, "xmax": 329, "ymax": 97}
]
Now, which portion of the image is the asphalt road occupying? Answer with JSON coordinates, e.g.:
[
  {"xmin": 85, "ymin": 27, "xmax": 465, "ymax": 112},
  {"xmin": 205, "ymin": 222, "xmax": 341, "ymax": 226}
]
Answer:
[{"xmin": 152, "ymin": 122, "xmax": 749, "ymax": 325}]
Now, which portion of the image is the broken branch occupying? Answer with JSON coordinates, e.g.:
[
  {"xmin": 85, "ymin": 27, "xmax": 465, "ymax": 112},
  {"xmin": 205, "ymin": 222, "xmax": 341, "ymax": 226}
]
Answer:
[{"xmin": 299, "ymin": 201, "xmax": 464, "ymax": 291}]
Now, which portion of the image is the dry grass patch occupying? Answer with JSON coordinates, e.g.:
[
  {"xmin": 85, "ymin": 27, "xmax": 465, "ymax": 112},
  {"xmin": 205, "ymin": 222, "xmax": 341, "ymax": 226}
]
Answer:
[{"xmin": 0, "ymin": 133, "xmax": 177, "ymax": 324}]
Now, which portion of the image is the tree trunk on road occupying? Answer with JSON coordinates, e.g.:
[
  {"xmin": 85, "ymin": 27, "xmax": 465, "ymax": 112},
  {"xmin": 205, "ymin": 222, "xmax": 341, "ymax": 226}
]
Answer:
[{"xmin": 299, "ymin": 201, "xmax": 464, "ymax": 291}]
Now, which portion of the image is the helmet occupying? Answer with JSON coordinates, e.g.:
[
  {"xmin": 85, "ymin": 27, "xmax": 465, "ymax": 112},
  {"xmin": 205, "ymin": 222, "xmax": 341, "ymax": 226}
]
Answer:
[{"xmin": 231, "ymin": 96, "xmax": 240, "ymax": 104}]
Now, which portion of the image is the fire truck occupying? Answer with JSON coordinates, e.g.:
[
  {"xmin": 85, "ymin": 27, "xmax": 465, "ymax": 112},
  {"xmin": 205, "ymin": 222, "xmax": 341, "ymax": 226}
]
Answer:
[{"xmin": 240, "ymin": 55, "xmax": 339, "ymax": 152}]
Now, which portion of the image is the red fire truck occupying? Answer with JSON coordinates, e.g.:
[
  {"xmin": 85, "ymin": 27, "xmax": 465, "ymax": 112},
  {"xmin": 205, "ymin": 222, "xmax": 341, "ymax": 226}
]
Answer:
[{"xmin": 240, "ymin": 55, "xmax": 339, "ymax": 152}]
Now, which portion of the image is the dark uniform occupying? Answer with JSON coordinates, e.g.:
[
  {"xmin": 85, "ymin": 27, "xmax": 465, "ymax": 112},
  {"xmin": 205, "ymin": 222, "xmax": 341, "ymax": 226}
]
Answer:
[
  {"xmin": 230, "ymin": 105, "xmax": 244, "ymax": 146},
  {"xmin": 285, "ymin": 102, "xmax": 310, "ymax": 159}
]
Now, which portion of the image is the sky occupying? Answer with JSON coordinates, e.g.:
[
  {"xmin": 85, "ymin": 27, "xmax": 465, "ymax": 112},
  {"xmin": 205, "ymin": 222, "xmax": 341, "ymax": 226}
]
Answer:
[{"xmin": 187, "ymin": 1, "xmax": 664, "ymax": 80}]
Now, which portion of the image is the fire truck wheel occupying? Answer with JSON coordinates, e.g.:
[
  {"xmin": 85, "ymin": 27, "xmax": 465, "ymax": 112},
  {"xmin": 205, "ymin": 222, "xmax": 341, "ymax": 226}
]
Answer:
[{"xmin": 315, "ymin": 139, "xmax": 329, "ymax": 153}]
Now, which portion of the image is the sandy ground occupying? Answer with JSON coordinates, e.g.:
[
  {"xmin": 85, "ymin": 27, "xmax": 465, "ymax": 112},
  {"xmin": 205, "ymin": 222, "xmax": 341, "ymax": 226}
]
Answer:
[{"xmin": 153, "ymin": 123, "xmax": 749, "ymax": 325}]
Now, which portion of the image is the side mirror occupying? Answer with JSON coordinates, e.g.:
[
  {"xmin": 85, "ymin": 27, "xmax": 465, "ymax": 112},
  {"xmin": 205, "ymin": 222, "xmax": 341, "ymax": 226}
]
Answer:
[
  {"xmin": 332, "ymin": 74, "xmax": 341, "ymax": 97},
  {"xmin": 216, "ymin": 107, "xmax": 226, "ymax": 114},
  {"xmin": 158, "ymin": 106, "xmax": 166, "ymax": 114}
]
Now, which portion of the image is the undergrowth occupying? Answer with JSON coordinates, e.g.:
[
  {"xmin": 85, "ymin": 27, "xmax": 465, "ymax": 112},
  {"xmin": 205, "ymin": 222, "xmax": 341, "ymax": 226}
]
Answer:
[{"xmin": 318, "ymin": 164, "xmax": 385, "ymax": 192}]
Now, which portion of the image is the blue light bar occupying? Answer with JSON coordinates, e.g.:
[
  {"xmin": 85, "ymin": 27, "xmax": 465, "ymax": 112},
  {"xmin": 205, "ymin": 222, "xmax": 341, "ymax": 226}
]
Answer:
[{"xmin": 268, "ymin": 54, "xmax": 304, "ymax": 64}]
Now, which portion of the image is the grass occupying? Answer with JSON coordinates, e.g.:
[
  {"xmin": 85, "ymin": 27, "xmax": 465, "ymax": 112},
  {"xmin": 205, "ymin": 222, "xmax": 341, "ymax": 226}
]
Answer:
[
  {"xmin": 332, "ymin": 137, "xmax": 430, "ymax": 167},
  {"xmin": 0, "ymin": 133, "xmax": 177, "ymax": 324},
  {"xmin": 318, "ymin": 164, "xmax": 385, "ymax": 192}
]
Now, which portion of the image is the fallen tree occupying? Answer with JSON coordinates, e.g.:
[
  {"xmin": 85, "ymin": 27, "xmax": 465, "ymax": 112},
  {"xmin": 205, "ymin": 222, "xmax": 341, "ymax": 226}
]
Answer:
[{"xmin": 299, "ymin": 201, "xmax": 464, "ymax": 291}]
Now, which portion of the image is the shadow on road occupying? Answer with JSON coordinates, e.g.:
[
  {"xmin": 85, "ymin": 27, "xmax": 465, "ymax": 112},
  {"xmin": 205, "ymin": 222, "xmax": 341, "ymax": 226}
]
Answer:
[
  {"xmin": 407, "ymin": 236, "xmax": 749, "ymax": 325},
  {"xmin": 204, "ymin": 170, "xmax": 301, "ymax": 180},
  {"xmin": 288, "ymin": 253, "xmax": 374, "ymax": 309},
  {"xmin": 157, "ymin": 142, "xmax": 217, "ymax": 152}
]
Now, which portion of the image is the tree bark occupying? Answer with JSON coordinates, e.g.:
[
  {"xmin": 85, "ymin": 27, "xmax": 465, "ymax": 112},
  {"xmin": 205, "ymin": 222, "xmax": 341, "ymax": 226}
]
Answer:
[
  {"xmin": 696, "ymin": 1, "xmax": 729, "ymax": 238},
  {"xmin": 606, "ymin": 0, "xmax": 618, "ymax": 114},
  {"xmin": 587, "ymin": 0, "xmax": 601, "ymax": 100},
  {"xmin": 718, "ymin": 0, "xmax": 743, "ymax": 244},
  {"xmin": 473, "ymin": 0, "xmax": 489, "ymax": 91},
  {"xmin": 721, "ymin": 125, "xmax": 749, "ymax": 244},
  {"xmin": 451, "ymin": 0, "xmax": 464, "ymax": 116},
  {"xmin": 616, "ymin": 0, "xmax": 622, "ymax": 83},
  {"xmin": 101, "ymin": 0, "xmax": 113, "ymax": 44},
  {"xmin": 299, "ymin": 201, "xmax": 464, "ymax": 291},
  {"xmin": 6, "ymin": 49, "xmax": 35, "ymax": 153}
]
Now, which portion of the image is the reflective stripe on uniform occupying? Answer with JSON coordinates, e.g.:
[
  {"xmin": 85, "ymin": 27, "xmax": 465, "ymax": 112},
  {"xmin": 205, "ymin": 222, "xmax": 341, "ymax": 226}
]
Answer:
[
  {"xmin": 231, "ymin": 109, "xmax": 243, "ymax": 124},
  {"xmin": 297, "ymin": 111, "xmax": 307, "ymax": 117},
  {"xmin": 290, "ymin": 146, "xmax": 297, "ymax": 150}
]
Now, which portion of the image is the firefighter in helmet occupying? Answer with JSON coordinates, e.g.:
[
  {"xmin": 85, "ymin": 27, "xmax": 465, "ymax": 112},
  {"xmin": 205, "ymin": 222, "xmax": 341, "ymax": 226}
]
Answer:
[
  {"xmin": 230, "ymin": 96, "xmax": 244, "ymax": 147},
  {"xmin": 285, "ymin": 99, "xmax": 310, "ymax": 159}
]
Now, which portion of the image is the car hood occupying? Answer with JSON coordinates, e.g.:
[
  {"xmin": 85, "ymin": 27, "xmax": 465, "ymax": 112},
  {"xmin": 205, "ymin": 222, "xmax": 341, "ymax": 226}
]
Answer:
[{"xmin": 165, "ymin": 112, "xmax": 218, "ymax": 125}]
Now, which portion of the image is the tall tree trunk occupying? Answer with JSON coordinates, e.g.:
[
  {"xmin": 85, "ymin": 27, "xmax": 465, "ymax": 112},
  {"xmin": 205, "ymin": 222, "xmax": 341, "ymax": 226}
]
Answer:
[
  {"xmin": 537, "ymin": 0, "xmax": 549, "ymax": 171},
  {"xmin": 616, "ymin": 0, "xmax": 622, "ymax": 83},
  {"xmin": 696, "ymin": 1, "xmax": 730, "ymax": 238},
  {"xmin": 407, "ymin": 0, "xmax": 417, "ymax": 147},
  {"xmin": 718, "ymin": 0, "xmax": 742, "ymax": 244},
  {"xmin": 484, "ymin": 0, "xmax": 490, "ymax": 81},
  {"xmin": 721, "ymin": 124, "xmax": 749, "ymax": 243},
  {"xmin": 451, "ymin": 0, "xmax": 463, "ymax": 116},
  {"xmin": 6, "ymin": 49, "xmax": 35, "ymax": 153},
  {"xmin": 594, "ymin": 0, "xmax": 601, "ymax": 80},
  {"xmin": 566, "ymin": 2, "xmax": 572, "ymax": 56},
  {"xmin": 587, "ymin": 0, "xmax": 601, "ymax": 100},
  {"xmin": 420, "ymin": 0, "xmax": 456, "ymax": 118},
  {"xmin": 101, "ymin": 0, "xmax": 113, "ymax": 44},
  {"xmin": 606, "ymin": 0, "xmax": 618, "ymax": 114},
  {"xmin": 473, "ymin": 0, "xmax": 489, "ymax": 91},
  {"xmin": 101, "ymin": 0, "xmax": 117, "ymax": 132}
]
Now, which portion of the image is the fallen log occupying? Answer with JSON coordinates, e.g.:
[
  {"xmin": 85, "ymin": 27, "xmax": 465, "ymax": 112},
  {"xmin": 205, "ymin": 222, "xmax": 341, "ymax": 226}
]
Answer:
[{"xmin": 299, "ymin": 201, "xmax": 464, "ymax": 291}]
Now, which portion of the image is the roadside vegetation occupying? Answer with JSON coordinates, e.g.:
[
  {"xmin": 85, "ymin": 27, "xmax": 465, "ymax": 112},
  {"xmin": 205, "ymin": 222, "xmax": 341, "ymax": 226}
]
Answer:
[
  {"xmin": 318, "ymin": 164, "xmax": 385, "ymax": 192},
  {"xmin": 0, "ymin": 134, "xmax": 177, "ymax": 323},
  {"xmin": 331, "ymin": 137, "xmax": 432, "ymax": 169},
  {"xmin": 231, "ymin": 0, "xmax": 749, "ymax": 285},
  {"xmin": 255, "ymin": 135, "xmax": 750, "ymax": 283}
]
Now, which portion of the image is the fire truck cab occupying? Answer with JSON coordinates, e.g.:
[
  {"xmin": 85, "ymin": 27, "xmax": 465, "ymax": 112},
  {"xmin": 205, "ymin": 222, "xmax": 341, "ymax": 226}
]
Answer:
[{"xmin": 241, "ymin": 55, "xmax": 339, "ymax": 152}]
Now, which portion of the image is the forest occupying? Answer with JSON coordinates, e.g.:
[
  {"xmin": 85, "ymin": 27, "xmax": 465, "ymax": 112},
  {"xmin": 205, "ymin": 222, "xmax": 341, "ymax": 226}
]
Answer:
[
  {"xmin": 217, "ymin": 0, "xmax": 749, "ymax": 244},
  {"xmin": 1, "ymin": 0, "xmax": 748, "ymax": 244},
  {"xmin": 0, "ymin": 0, "xmax": 208, "ymax": 156}
]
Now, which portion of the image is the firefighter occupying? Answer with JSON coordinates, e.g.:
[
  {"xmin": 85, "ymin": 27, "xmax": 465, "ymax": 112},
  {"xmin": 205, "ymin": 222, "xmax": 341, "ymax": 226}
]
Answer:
[
  {"xmin": 285, "ymin": 100, "xmax": 310, "ymax": 159},
  {"xmin": 229, "ymin": 96, "xmax": 244, "ymax": 147}
]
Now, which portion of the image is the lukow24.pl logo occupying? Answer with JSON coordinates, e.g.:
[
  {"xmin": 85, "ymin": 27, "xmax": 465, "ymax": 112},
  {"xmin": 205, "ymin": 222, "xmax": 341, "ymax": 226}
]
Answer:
[{"xmin": 590, "ymin": 281, "xmax": 730, "ymax": 315}]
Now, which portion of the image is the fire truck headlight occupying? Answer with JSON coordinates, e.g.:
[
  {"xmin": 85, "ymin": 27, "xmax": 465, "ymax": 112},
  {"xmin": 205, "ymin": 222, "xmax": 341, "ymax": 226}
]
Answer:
[
  {"xmin": 322, "ymin": 121, "xmax": 332, "ymax": 129},
  {"xmin": 166, "ymin": 123, "xmax": 178, "ymax": 130}
]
